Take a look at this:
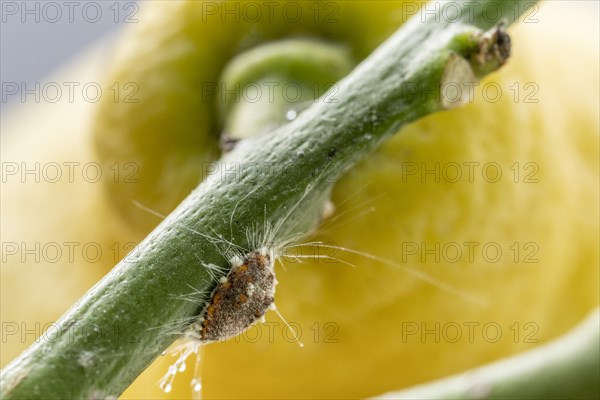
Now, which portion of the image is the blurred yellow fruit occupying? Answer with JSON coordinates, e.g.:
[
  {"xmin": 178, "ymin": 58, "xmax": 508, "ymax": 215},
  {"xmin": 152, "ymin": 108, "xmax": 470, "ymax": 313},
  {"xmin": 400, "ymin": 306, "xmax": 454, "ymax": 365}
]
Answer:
[
  {"xmin": 1, "ymin": 1, "xmax": 598, "ymax": 400},
  {"xmin": 92, "ymin": 0, "xmax": 414, "ymax": 232}
]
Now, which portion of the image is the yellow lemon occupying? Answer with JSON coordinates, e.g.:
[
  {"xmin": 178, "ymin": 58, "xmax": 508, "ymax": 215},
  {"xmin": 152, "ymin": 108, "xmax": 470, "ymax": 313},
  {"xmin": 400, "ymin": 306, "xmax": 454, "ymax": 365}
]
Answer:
[
  {"xmin": 1, "ymin": 1, "xmax": 597, "ymax": 399},
  {"xmin": 120, "ymin": 2, "xmax": 598, "ymax": 399}
]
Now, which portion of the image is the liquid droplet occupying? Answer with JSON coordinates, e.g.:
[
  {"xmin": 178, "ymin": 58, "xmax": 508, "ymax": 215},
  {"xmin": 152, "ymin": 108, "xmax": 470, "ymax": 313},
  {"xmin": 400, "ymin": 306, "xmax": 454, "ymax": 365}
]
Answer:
[
  {"xmin": 286, "ymin": 109, "xmax": 298, "ymax": 121},
  {"xmin": 160, "ymin": 382, "xmax": 172, "ymax": 393},
  {"xmin": 191, "ymin": 378, "xmax": 202, "ymax": 392},
  {"xmin": 177, "ymin": 362, "xmax": 186, "ymax": 372}
]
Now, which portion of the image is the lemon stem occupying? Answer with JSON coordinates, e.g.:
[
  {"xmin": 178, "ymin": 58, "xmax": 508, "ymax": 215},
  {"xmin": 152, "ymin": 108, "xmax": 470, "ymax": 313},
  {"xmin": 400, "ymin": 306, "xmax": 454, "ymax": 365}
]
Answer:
[
  {"xmin": 1, "ymin": 1, "xmax": 538, "ymax": 399},
  {"xmin": 218, "ymin": 39, "xmax": 355, "ymax": 145}
]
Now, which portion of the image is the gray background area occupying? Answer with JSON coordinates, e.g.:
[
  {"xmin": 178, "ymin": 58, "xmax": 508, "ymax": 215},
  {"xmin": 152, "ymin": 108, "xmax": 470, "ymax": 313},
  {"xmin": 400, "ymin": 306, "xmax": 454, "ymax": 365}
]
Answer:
[{"xmin": 0, "ymin": 1, "xmax": 135, "ymax": 116}]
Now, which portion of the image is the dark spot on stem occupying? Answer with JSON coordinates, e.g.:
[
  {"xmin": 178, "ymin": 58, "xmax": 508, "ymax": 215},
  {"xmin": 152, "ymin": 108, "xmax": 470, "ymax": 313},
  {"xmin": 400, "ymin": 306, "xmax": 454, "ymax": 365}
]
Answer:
[
  {"xmin": 495, "ymin": 26, "xmax": 511, "ymax": 61},
  {"xmin": 219, "ymin": 132, "xmax": 239, "ymax": 152}
]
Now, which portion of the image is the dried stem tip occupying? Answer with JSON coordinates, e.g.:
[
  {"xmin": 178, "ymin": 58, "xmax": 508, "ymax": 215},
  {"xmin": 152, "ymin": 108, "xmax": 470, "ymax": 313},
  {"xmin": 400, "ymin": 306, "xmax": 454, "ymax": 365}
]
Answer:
[{"xmin": 471, "ymin": 21, "xmax": 512, "ymax": 76}]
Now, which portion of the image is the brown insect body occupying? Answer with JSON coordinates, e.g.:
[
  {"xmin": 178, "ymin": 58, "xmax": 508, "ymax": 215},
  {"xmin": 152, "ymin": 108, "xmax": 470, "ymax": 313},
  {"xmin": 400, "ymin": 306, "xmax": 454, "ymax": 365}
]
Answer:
[{"xmin": 199, "ymin": 250, "xmax": 276, "ymax": 342}]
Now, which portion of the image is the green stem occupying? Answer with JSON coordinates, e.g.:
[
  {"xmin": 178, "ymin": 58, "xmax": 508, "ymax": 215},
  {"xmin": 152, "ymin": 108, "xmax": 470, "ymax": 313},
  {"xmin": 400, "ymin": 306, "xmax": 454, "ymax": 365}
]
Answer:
[
  {"xmin": 219, "ymin": 39, "xmax": 355, "ymax": 141},
  {"xmin": 0, "ymin": 1, "xmax": 535, "ymax": 398},
  {"xmin": 377, "ymin": 309, "xmax": 600, "ymax": 400}
]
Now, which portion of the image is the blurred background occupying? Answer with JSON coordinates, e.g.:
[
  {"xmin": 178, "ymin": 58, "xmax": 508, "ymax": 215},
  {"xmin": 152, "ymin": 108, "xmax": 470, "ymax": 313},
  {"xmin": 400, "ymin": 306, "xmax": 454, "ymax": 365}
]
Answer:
[
  {"xmin": 1, "ymin": 1, "xmax": 598, "ymax": 399},
  {"xmin": 1, "ymin": 1, "xmax": 135, "ymax": 117}
]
